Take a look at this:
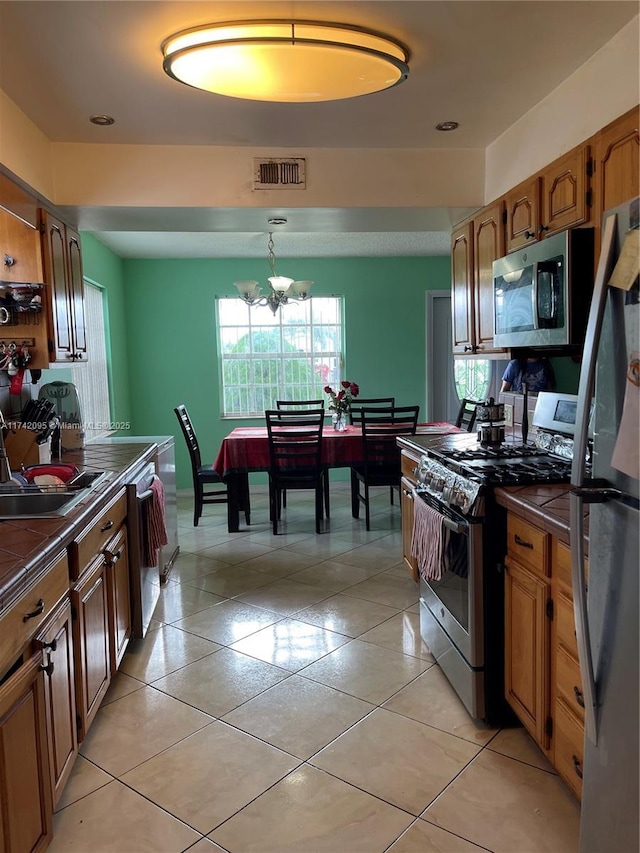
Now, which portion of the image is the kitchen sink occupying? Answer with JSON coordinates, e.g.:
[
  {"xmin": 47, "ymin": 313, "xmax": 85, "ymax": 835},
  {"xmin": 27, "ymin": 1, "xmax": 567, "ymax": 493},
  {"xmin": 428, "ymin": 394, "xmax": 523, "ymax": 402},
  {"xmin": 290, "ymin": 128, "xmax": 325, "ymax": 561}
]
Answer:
[{"xmin": 0, "ymin": 471, "xmax": 113, "ymax": 520}]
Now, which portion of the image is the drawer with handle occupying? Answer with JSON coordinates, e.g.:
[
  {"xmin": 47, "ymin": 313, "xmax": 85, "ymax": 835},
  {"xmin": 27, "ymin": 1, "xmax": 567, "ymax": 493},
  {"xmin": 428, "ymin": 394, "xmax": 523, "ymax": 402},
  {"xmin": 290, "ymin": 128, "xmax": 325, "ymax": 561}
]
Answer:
[
  {"xmin": 556, "ymin": 643, "xmax": 585, "ymax": 722},
  {"xmin": 507, "ymin": 515, "xmax": 549, "ymax": 577},
  {"xmin": 69, "ymin": 490, "xmax": 126, "ymax": 580},
  {"xmin": 556, "ymin": 588, "xmax": 579, "ymax": 660},
  {"xmin": 401, "ymin": 451, "xmax": 421, "ymax": 483},
  {"xmin": 0, "ymin": 550, "xmax": 69, "ymax": 674},
  {"xmin": 554, "ymin": 539, "xmax": 589, "ymax": 591},
  {"xmin": 554, "ymin": 697, "xmax": 584, "ymax": 800}
]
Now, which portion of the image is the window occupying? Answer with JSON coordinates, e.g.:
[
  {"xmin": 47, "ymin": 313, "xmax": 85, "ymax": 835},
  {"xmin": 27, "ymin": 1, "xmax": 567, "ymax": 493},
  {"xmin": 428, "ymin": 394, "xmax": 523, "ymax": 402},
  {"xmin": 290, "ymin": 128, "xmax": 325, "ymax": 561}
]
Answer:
[
  {"xmin": 454, "ymin": 358, "xmax": 491, "ymax": 403},
  {"xmin": 217, "ymin": 296, "xmax": 344, "ymax": 417},
  {"xmin": 72, "ymin": 281, "xmax": 112, "ymax": 439}
]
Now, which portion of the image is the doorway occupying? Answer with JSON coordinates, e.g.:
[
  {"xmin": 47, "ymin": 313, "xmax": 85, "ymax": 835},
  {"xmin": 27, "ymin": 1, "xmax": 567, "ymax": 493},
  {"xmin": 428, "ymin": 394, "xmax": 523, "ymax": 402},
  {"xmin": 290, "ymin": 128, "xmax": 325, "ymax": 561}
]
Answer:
[{"xmin": 425, "ymin": 291, "xmax": 459, "ymax": 422}]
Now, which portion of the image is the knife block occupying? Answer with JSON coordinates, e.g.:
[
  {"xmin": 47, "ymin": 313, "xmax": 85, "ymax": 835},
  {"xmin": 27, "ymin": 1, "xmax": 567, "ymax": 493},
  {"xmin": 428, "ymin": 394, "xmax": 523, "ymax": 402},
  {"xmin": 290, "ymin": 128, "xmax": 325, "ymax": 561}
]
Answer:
[{"xmin": 4, "ymin": 427, "xmax": 48, "ymax": 470}]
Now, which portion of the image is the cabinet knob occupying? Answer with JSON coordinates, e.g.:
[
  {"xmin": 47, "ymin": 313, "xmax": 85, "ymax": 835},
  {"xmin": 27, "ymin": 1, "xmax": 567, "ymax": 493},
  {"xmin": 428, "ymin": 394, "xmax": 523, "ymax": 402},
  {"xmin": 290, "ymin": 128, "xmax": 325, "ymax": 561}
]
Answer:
[
  {"xmin": 573, "ymin": 685, "xmax": 585, "ymax": 708},
  {"xmin": 539, "ymin": 224, "xmax": 549, "ymax": 234},
  {"xmin": 43, "ymin": 638, "xmax": 58, "ymax": 652},
  {"xmin": 572, "ymin": 754, "xmax": 583, "ymax": 779},
  {"xmin": 524, "ymin": 230, "xmax": 536, "ymax": 239},
  {"xmin": 3, "ymin": 254, "xmax": 15, "ymax": 268},
  {"xmin": 101, "ymin": 519, "xmax": 114, "ymax": 532},
  {"xmin": 464, "ymin": 345, "xmax": 474, "ymax": 352},
  {"xmin": 40, "ymin": 660, "xmax": 55, "ymax": 677}
]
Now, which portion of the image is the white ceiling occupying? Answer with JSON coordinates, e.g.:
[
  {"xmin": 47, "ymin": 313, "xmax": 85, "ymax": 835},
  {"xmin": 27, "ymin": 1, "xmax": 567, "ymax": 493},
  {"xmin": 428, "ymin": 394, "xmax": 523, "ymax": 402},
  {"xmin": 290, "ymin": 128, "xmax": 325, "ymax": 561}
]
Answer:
[{"xmin": 0, "ymin": 0, "xmax": 637, "ymax": 258}]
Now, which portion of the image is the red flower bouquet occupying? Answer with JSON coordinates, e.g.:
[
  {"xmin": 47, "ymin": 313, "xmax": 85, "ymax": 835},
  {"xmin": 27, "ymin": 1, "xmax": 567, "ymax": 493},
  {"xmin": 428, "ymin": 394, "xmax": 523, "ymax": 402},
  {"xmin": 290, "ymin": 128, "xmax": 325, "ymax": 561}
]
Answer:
[{"xmin": 324, "ymin": 381, "xmax": 360, "ymax": 415}]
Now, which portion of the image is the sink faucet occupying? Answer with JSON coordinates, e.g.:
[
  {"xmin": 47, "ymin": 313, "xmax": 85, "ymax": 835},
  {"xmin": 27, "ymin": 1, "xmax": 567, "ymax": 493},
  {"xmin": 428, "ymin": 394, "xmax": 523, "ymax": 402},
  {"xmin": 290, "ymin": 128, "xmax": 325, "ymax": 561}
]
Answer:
[{"xmin": 0, "ymin": 411, "xmax": 11, "ymax": 483}]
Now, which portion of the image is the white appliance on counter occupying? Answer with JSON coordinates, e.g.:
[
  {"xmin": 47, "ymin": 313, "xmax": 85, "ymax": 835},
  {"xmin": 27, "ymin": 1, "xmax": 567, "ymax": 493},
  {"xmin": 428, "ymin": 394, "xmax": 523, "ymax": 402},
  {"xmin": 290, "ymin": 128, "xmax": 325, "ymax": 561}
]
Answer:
[{"xmin": 88, "ymin": 435, "xmax": 179, "ymax": 583}]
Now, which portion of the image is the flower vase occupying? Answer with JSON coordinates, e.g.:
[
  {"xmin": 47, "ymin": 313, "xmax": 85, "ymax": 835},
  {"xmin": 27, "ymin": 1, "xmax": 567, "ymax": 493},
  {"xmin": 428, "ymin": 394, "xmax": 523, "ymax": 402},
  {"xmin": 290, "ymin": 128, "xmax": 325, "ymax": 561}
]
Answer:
[{"xmin": 333, "ymin": 412, "xmax": 347, "ymax": 431}]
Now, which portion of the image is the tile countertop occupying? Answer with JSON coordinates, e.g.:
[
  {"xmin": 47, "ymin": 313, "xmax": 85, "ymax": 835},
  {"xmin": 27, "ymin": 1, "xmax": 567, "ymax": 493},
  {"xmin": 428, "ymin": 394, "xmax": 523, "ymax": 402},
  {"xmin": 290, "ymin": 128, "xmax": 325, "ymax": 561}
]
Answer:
[
  {"xmin": 0, "ymin": 441, "xmax": 157, "ymax": 614},
  {"xmin": 494, "ymin": 484, "xmax": 589, "ymax": 553}
]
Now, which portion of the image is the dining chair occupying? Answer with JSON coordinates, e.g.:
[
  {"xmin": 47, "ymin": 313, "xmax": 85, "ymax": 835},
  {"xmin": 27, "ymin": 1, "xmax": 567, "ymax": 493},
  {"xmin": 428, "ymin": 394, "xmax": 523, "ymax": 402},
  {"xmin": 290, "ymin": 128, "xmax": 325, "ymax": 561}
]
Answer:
[
  {"xmin": 350, "ymin": 397, "xmax": 397, "ymax": 504},
  {"xmin": 455, "ymin": 398, "xmax": 480, "ymax": 432},
  {"xmin": 351, "ymin": 405, "xmax": 420, "ymax": 531},
  {"xmin": 174, "ymin": 404, "xmax": 231, "ymax": 527},
  {"xmin": 349, "ymin": 397, "xmax": 395, "ymax": 425},
  {"xmin": 275, "ymin": 399, "xmax": 329, "ymax": 515},
  {"xmin": 265, "ymin": 408, "xmax": 326, "ymax": 534}
]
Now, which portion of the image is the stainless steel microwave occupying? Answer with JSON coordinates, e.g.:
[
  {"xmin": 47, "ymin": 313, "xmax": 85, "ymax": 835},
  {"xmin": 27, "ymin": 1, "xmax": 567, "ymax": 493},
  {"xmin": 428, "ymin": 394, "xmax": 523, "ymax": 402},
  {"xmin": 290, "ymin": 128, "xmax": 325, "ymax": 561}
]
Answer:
[{"xmin": 493, "ymin": 228, "xmax": 594, "ymax": 348}]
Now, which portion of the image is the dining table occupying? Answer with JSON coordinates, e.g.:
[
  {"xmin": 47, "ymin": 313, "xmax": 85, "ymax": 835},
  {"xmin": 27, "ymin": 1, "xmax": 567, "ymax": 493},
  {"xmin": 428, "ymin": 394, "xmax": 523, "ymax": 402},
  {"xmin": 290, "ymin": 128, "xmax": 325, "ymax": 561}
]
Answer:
[{"xmin": 213, "ymin": 422, "xmax": 461, "ymax": 532}]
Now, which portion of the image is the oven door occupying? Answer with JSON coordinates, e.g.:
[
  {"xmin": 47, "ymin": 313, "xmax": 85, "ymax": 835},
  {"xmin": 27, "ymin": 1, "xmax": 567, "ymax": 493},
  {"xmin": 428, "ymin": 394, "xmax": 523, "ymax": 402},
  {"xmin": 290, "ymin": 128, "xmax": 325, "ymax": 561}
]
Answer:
[{"xmin": 416, "ymin": 493, "xmax": 484, "ymax": 668}]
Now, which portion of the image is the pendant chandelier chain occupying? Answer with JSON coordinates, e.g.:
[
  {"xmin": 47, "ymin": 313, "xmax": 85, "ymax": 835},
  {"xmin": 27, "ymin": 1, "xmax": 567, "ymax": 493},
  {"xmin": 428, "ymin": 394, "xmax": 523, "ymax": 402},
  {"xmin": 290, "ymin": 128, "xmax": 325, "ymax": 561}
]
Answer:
[{"xmin": 267, "ymin": 233, "xmax": 277, "ymax": 277}]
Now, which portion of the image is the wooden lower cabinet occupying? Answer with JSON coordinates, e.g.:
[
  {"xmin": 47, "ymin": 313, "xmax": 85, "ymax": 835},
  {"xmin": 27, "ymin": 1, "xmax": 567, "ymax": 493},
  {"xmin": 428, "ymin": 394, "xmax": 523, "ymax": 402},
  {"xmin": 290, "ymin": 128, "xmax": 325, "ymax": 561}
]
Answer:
[
  {"xmin": 104, "ymin": 526, "xmax": 131, "ymax": 673},
  {"xmin": 400, "ymin": 477, "xmax": 418, "ymax": 582},
  {"xmin": 504, "ymin": 556, "xmax": 551, "ymax": 750},
  {"xmin": 71, "ymin": 556, "xmax": 111, "ymax": 742},
  {"xmin": 35, "ymin": 598, "xmax": 78, "ymax": 808},
  {"xmin": 0, "ymin": 652, "xmax": 53, "ymax": 853},
  {"xmin": 504, "ymin": 512, "xmax": 588, "ymax": 800}
]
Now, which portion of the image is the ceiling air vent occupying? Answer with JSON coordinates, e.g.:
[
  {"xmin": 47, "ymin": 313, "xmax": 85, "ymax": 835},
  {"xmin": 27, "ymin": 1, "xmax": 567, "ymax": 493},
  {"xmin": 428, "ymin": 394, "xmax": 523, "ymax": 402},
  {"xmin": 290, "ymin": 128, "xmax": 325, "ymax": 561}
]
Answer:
[{"xmin": 253, "ymin": 158, "xmax": 306, "ymax": 190}]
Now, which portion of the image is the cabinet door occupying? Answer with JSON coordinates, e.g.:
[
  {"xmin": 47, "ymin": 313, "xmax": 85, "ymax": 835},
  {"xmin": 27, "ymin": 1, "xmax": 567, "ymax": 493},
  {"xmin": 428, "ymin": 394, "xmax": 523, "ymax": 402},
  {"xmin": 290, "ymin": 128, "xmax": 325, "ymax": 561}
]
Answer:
[
  {"xmin": 72, "ymin": 557, "xmax": 111, "ymax": 741},
  {"xmin": 473, "ymin": 201, "xmax": 506, "ymax": 354},
  {"xmin": 0, "ymin": 652, "xmax": 53, "ymax": 853},
  {"xmin": 505, "ymin": 177, "xmax": 540, "ymax": 252},
  {"xmin": 0, "ymin": 208, "xmax": 43, "ymax": 284},
  {"xmin": 104, "ymin": 526, "xmax": 132, "ymax": 673},
  {"xmin": 451, "ymin": 221, "xmax": 474, "ymax": 353},
  {"xmin": 41, "ymin": 210, "xmax": 73, "ymax": 362},
  {"xmin": 400, "ymin": 478, "xmax": 418, "ymax": 582},
  {"xmin": 66, "ymin": 225, "xmax": 87, "ymax": 362},
  {"xmin": 35, "ymin": 597, "xmax": 78, "ymax": 808},
  {"xmin": 505, "ymin": 557, "xmax": 551, "ymax": 750},
  {"xmin": 540, "ymin": 144, "xmax": 591, "ymax": 236},
  {"xmin": 593, "ymin": 107, "xmax": 639, "ymax": 243}
]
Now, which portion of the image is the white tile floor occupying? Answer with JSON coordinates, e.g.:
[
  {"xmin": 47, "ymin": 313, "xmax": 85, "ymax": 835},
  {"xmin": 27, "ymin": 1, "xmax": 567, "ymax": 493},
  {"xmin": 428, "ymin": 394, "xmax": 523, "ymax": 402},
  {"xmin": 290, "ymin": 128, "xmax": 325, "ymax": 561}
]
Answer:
[{"xmin": 49, "ymin": 483, "xmax": 580, "ymax": 853}]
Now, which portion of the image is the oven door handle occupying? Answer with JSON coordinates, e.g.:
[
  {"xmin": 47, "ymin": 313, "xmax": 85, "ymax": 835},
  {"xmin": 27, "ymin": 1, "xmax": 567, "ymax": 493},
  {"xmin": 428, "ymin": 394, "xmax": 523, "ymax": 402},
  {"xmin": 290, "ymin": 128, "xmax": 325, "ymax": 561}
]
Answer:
[{"xmin": 442, "ymin": 517, "xmax": 467, "ymax": 535}]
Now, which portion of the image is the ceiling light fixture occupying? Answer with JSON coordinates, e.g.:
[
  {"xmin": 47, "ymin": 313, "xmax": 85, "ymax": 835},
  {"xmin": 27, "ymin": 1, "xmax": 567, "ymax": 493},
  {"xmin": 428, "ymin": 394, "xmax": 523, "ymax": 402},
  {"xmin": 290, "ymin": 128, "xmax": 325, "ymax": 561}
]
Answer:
[
  {"xmin": 161, "ymin": 20, "xmax": 409, "ymax": 102},
  {"xmin": 90, "ymin": 114, "xmax": 115, "ymax": 125},
  {"xmin": 435, "ymin": 121, "xmax": 459, "ymax": 131},
  {"xmin": 234, "ymin": 229, "xmax": 312, "ymax": 315}
]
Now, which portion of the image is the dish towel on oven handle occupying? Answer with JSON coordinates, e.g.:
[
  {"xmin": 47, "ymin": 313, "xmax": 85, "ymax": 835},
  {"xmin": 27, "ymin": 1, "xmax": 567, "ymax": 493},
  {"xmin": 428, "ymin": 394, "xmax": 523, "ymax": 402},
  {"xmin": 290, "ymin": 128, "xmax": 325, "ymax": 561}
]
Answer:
[
  {"xmin": 145, "ymin": 475, "xmax": 168, "ymax": 566},
  {"xmin": 410, "ymin": 489, "xmax": 445, "ymax": 582}
]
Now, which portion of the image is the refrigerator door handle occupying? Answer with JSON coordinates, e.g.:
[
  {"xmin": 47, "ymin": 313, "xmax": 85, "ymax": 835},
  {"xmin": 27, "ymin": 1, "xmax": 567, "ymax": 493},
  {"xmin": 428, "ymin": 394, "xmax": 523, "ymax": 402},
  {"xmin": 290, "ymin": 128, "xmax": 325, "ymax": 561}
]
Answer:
[
  {"xmin": 569, "ymin": 212, "xmax": 619, "ymax": 747},
  {"xmin": 570, "ymin": 491, "xmax": 598, "ymax": 744}
]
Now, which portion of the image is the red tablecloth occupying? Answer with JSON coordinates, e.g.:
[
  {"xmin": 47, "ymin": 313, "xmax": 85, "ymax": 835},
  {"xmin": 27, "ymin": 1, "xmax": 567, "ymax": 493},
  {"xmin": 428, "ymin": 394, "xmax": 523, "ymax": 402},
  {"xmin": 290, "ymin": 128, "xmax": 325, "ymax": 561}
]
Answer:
[{"xmin": 213, "ymin": 423, "xmax": 459, "ymax": 477}]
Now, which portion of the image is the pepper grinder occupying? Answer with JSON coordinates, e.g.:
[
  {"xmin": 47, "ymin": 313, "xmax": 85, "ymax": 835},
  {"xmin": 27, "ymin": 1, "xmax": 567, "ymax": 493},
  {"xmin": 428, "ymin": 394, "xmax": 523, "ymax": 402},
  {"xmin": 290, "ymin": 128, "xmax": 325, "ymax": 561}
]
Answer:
[{"xmin": 521, "ymin": 381, "xmax": 529, "ymax": 445}]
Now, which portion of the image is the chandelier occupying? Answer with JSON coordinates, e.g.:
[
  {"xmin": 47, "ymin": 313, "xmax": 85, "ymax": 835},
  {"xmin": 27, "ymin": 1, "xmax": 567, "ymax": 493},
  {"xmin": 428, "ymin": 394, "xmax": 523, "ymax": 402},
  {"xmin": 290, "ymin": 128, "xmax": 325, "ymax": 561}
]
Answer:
[
  {"xmin": 234, "ymin": 231, "xmax": 313, "ymax": 315},
  {"xmin": 161, "ymin": 20, "xmax": 409, "ymax": 103}
]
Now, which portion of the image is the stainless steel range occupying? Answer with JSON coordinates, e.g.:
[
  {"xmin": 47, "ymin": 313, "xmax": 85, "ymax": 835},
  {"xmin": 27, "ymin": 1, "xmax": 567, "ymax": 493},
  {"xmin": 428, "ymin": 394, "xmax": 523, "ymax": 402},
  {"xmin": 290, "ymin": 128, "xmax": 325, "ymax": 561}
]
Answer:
[{"xmin": 412, "ymin": 393, "xmax": 588, "ymax": 724}]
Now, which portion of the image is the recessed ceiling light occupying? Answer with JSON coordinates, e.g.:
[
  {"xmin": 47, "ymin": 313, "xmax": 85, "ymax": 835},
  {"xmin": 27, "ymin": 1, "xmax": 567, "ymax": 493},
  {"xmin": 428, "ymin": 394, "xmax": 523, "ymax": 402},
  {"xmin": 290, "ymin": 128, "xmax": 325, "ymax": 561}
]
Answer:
[
  {"xmin": 90, "ymin": 115, "xmax": 115, "ymax": 126},
  {"xmin": 436, "ymin": 121, "xmax": 459, "ymax": 132}
]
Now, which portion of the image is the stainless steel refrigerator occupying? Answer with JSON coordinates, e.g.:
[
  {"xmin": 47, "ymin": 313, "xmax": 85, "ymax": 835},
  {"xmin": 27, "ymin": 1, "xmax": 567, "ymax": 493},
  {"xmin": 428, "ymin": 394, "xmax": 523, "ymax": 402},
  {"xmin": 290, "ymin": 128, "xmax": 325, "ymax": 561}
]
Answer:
[{"xmin": 571, "ymin": 198, "xmax": 639, "ymax": 853}]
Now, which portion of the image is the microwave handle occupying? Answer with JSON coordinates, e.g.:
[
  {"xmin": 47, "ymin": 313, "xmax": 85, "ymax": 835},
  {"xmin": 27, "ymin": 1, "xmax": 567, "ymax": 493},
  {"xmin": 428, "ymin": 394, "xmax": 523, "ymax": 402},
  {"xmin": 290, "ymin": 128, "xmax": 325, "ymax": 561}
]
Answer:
[{"xmin": 531, "ymin": 262, "xmax": 540, "ymax": 330}]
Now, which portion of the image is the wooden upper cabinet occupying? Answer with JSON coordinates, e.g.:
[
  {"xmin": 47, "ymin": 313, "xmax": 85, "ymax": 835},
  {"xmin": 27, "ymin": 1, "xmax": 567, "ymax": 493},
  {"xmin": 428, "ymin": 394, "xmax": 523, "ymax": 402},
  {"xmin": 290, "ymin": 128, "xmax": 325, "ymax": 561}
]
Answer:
[
  {"xmin": 0, "ymin": 208, "xmax": 43, "ymax": 284},
  {"xmin": 594, "ymin": 106, "xmax": 639, "ymax": 232},
  {"xmin": 540, "ymin": 144, "xmax": 591, "ymax": 236},
  {"xmin": 473, "ymin": 201, "xmax": 506, "ymax": 354},
  {"xmin": 40, "ymin": 210, "xmax": 87, "ymax": 364},
  {"xmin": 451, "ymin": 221, "xmax": 474, "ymax": 354},
  {"xmin": 505, "ymin": 177, "xmax": 540, "ymax": 252}
]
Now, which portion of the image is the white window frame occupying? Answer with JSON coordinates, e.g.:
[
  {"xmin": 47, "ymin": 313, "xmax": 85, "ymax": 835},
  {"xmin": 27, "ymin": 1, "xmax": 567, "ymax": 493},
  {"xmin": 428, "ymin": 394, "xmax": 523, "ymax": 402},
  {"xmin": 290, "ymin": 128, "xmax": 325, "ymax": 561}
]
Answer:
[
  {"xmin": 72, "ymin": 279, "xmax": 112, "ymax": 439},
  {"xmin": 217, "ymin": 296, "xmax": 345, "ymax": 418}
]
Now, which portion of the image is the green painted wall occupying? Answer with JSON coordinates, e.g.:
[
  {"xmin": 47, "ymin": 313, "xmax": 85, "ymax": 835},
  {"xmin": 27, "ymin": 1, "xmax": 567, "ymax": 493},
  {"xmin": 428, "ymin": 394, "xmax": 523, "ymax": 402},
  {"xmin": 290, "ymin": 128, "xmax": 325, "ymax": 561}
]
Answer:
[{"xmin": 122, "ymin": 256, "xmax": 451, "ymax": 489}]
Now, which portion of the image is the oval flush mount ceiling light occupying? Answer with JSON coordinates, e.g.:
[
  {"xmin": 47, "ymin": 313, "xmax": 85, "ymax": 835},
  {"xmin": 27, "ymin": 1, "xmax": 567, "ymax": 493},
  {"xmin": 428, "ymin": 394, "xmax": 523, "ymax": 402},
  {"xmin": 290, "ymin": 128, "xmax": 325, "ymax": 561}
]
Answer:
[
  {"xmin": 161, "ymin": 20, "xmax": 409, "ymax": 102},
  {"xmin": 436, "ymin": 121, "xmax": 459, "ymax": 131}
]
